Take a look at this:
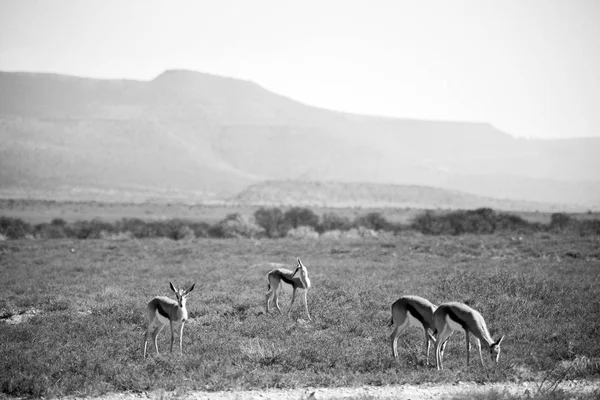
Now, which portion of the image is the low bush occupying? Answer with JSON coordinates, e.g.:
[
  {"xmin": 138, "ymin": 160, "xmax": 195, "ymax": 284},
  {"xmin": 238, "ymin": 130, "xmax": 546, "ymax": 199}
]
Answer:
[
  {"xmin": 50, "ymin": 218, "xmax": 67, "ymax": 227},
  {"xmin": 99, "ymin": 230, "xmax": 134, "ymax": 240},
  {"xmin": 283, "ymin": 207, "xmax": 319, "ymax": 230},
  {"xmin": 0, "ymin": 217, "xmax": 32, "ymax": 239},
  {"xmin": 344, "ymin": 227, "xmax": 378, "ymax": 239},
  {"xmin": 411, "ymin": 208, "xmax": 542, "ymax": 235},
  {"xmin": 286, "ymin": 226, "xmax": 319, "ymax": 239},
  {"xmin": 114, "ymin": 218, "xmax": 153, "ymax": 238},
  {"xmin": 188, "ymin": 221, "xmax": 212, "ymax": 238},
  {"xmin": 320, "ymin": 229, "xmax": 343, "ymax": 240},
  {"xmin": 33, "ymin": 223, "xmax": 67, "ymax": 239},
  {"xmin": 149, "ymin": 219, "xmax": 194, "ymax": 240},
  {"xmin": 578, "ymin": 219, "xmax": 600, "ymax": 236},
  {"xmin": 66, "ymin": 219, "xmax": 114, "ymax": 239},
  {"xmin": 496, "ymin": 213, "xmax": 533, "ymax": 232},
  {"xmin": 213, "ymin": 213, "xmax": 265, "ymax": 239},
  {"xmin": 354, "ymin": 212, "xmax": 390, "ymax": 231},
  {"xmin": 2, "ymin": 206, "xmax": 599, "ymax": 241},
  {"xmin": 319, "ymin": 212, "xmax": 352, "ymax": 232},
  {"xmin": 254, "ymin": 207, "xmax": 289, "ymax": 238},
  {"xmin": 550, "ymin": 213, "xmax": 574, "ymax": 232}
]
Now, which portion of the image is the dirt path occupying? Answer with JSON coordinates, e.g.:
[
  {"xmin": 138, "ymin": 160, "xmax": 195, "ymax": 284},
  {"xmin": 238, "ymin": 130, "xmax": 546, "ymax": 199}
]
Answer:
[{"xmin": 80, "ymin": 380, "xmax": 599, "ymax": 400}]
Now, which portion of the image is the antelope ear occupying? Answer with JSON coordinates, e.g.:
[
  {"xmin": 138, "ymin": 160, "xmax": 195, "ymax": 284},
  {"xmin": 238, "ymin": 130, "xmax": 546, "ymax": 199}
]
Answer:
[
  {"xmin": 297, "ymin": 258, "xmax": 304, "ymax": 267},
  {"xmin": 496, "ymin": 335, "xmax": 505, "ymax": 346},
  {"xmin": 186, "ymin": 283, "xmax": 196, "ymax": 294},
  {"xmin": 169, "ymin": 282, "xmax": 177, "ymax": 293}
]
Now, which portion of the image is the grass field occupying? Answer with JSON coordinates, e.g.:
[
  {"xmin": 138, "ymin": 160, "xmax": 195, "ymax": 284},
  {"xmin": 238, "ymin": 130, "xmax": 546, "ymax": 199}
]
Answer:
[{"xmin": 1, "ymin": 232, "xmax": 600, "ymax": 398}]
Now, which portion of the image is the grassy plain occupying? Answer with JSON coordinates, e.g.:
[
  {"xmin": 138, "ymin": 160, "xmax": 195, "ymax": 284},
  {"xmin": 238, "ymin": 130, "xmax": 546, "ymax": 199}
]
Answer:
[{"xmin": 1, "ymin": 232, "xmax": 600, "ymax": 398}]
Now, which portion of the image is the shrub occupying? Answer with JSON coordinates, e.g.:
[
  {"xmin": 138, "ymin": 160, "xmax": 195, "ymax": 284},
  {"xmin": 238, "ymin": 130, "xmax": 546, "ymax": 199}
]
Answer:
[
  {"xmin": 33, "ymin": 223, "xmax": 67, "ymax": 239},
  {"xmin": 356, "ymin": 226, "xmax": 378, "ymax": 237},
  {"xmin": 66, "ymin": 219, "xmax": 114, "ymax": 239},
  {"xmin": 354, "ymin": 212, "xmax": 390, "ymax": 231},
  {"xmin": 154, "ymin": 219, "xmax": 195, "ymax": 240},
  {"xmin": 286, "ymin": 226, "xmax": 319, "ymax": 239},
  {"xmin": 168, "ymin": 220, "xmax": 195, "ymax": 240},
  {"xmin": 213, "ymin": 213, "xmax": 265, "ymax": 238},
  {"xmin": 50, "ymin": 218, "xmax": 67, "ymax": 227},
  {"xmin": 411, "ymin": 210, "xmax": 437, "ymax": 234},
  {"xmin": 496, "ymin": 213, "xmax": 532, "ymax": 232},
  {"xmin": 411, "ymin": 209, "xmax": 531, "ymax": 235},
  {"xmin": 3, "ymin": 207, "xmax": 597, "ymax": 241},
  {"xmin": 99, "ymin": 230, "xmax": 134, "ymax": 240},
  {"xmin": 283, "ymin": 207, "xmax": 319, "ymax": 230},
  {"xmin": 115, "ymin": 218, "xmax": 152, "ymax": 238},
  {"xmin": 113, "ymin": 218, "xmax": 193, "ymax": 240},
  {"xmin": 0, "ymin": 217, "xmax": 32, "ymax": 239},
  {"xmin": 456, "ymin": 208, "xmax": 496, "ymax": 234},
  {"xmin": 188, "ymin": 221, "xmax": 212, "ymax": 238},
  {"xmin": 207, "ymin": 222, "xmax": 227, "ymax": 238},
  {"xmin": 320, "ymin": 229, "xmax": 343, "ymax": 240},
  {"xmin": 344, "ymin": 227, "xmax": 378, "ymax": 239},
  {"xmin": 144, "ymin": 221, "xmax": 170, "ymax": 238},
  {"xmin": 319, "ymin": 212, "xmax": 352, "ymax": 232},
  {"xmin": 579, "ymin": 219, "xmax": 600, "ymax": 236},
  {"xmin": 550, "ymin": 213, "xmax": 575, "ymax": 232},
  {"xmin": 389, "ymin": 222, "xmax": 407, "ymax": 234},
  {"xmin": 254, "ymin": 207, "xmax": 289, "ymax": 238}
]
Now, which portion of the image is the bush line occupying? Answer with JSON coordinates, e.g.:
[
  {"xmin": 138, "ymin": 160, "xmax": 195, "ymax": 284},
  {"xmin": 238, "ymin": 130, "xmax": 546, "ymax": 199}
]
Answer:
[{"xmin": 1, "ymin": 207, "xmax": 598, "ymax": 240}]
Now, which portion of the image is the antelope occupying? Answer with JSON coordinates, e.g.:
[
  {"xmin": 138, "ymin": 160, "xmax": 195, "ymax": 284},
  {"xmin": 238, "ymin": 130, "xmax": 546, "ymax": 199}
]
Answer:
[
  {"xmin": 143, "ymin": 282, "xmax": 195, "ymax": 358},
  {"xmin": 265, "ymin": 258, "xmax": 311, "ymax": 320},
  {"xmin": 430, "ymin": 302, "xmax": 504, "ymax": 370},
  {"xmin": 389, "ymin": 295, "xmax": 437, "ymax": 365}
]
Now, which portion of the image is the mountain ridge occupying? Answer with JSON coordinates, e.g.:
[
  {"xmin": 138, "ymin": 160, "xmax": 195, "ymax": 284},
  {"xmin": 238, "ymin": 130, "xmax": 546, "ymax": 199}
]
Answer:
[{"xmin": 1, "ymin": 69, "xmax": 598, "ymax": 210}]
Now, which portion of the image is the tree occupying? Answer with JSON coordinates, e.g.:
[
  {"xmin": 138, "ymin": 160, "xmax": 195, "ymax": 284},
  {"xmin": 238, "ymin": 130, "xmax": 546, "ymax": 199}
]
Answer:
[
  {"xmin": 319, "ymin": 212, "xmax": 352, "ymax": 232},
  {"xmin": 550, "ymin": 213, "xmax": 573, "ymax": 231},
  {"xmin": 254, "ymin": 207, "xmax": 289, "ymax": 238},
  {"xmin": 355, "ymin": 212, "xmax": 390, "ymax": 231},
  {"xmin": 283, "ymin": 207, "xmax": 319, "ymax": 230}
]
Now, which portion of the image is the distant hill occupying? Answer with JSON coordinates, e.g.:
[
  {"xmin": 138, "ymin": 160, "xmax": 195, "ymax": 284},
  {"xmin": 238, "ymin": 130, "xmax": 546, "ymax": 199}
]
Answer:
[
  {"xmin": 232, "ymin": 180, "xmax": 581, "ymax": 212},
  {"xmin": 1, "ymin": 70, "xmax": 599, "ymax": 210}
]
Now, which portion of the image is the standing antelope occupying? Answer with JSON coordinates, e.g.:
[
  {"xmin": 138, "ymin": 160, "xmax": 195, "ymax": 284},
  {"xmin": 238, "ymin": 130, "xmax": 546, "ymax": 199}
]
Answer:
[
  {"xmin": 389, "ymin": 295, "xmax": 437, "ymax": 365},
  {"xmin": 431, "ymin": 302, "xmax": 504, "ymax": 370},
  {"xmin": 265, "ymin": 258, "xmax": 312, "ymax": 320},
  {"xmin": 143, "ymin": 282, "xmax": 195, "ymax": 358}
]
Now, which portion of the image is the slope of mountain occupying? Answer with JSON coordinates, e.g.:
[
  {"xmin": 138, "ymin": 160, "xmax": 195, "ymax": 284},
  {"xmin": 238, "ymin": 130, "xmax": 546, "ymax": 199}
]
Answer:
[
  {"xmin": 231, "ymin": 180, "xmax": 581, "ymax": 212},
  {"xmin": 0, "ymin": 70, "xmax": 598, "ymax": 209}
]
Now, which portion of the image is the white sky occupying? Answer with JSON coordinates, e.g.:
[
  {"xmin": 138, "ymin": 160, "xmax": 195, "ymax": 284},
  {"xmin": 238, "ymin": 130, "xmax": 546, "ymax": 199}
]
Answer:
[{"xmin": 0, "ymin": 0, "xmax": 599, "ymax": 138}]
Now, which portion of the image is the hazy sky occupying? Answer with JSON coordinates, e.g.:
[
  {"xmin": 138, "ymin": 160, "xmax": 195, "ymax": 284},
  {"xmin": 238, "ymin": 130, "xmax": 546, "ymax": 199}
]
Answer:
[{"xmin": 1, "ymin": 0, "xmax": 599, "ymax": 139}]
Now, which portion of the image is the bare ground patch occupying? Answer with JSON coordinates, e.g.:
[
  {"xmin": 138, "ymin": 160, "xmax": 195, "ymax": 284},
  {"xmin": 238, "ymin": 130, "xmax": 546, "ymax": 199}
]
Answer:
[
  {"xmin": 0, "ymin": 308, "xmax": 42, "ymax": 325},
  {"xmin": 63, "ymin": 380, "xmax": 600, "ymax": 400}
]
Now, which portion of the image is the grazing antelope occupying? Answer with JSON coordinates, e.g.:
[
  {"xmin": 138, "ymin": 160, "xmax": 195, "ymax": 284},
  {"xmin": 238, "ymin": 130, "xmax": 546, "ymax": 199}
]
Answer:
[
  {"xmin": 389, "ymin": 295, "xmax": 437, "ymax": 365},
  {"xmin": 431, "ymin": 302, "xmax": 504, "ymax": 370},
  {"xmin": 143, "ymin": 282, "xmax": 195, "ymax": 358},
  {"xmin": 265, "ymin": 258, "xmax": 311, "ymax": 320}
]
